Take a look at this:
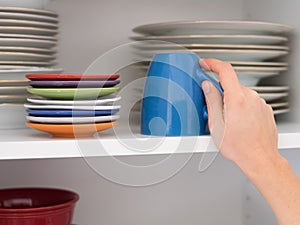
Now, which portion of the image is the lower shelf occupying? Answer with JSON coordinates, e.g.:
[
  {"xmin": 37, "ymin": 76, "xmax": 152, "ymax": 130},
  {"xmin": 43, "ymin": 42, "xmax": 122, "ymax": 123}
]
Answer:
[{"xmin": 0, "ymin": 121, "xmax": 300, "ymax": 160}]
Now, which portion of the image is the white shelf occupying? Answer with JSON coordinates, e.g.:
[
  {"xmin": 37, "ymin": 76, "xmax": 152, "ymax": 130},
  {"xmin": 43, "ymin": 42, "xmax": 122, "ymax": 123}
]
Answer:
[{"xmin": 0, "ymin": 121, "xmax": 299, "ymax": 160}]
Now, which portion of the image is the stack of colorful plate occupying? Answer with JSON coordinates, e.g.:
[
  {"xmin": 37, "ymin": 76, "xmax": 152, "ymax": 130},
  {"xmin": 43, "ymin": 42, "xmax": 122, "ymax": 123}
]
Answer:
[
  {"xmin": 24, "ymin": 74, "xmax": 121, "ymax": 137},
  {"xmin": 131, "ymin": 20, "xmax": 292, "ymax": 115}
]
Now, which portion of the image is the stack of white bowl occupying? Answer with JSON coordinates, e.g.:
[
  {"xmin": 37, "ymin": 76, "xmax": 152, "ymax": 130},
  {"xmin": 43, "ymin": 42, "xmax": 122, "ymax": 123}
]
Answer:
[
  {"xmin": 0, "ymin": 6, "xmax": 62, "ymax": 129},
  {"xmin": 131, "ymin": 20, "xmax": 292, "ymax": 116}
]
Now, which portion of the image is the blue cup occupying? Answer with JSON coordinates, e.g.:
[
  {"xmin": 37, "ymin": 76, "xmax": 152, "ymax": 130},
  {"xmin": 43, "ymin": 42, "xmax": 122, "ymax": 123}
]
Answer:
[{"xmin": 141, "ymin": 52, "xmax": 223, "ymax": 136}]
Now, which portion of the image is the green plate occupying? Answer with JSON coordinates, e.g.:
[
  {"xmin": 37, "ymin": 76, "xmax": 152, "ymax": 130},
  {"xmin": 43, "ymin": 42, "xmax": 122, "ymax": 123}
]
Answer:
[{"xmin": 27, "ymin": 87, "xmax": 120, "ymax": 100}]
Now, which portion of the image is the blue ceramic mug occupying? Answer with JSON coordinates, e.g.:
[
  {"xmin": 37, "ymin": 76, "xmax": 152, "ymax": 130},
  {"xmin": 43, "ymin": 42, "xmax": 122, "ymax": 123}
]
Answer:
[{"xmin": 141, "ymin": 52, "xmax": 223, "ymax": 136}]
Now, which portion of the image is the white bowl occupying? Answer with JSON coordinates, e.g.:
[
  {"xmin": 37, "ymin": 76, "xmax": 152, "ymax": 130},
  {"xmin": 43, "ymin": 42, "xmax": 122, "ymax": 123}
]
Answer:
[{"xmin": 0, "ymin": 104, "xmax": 26, "ymax": 129}]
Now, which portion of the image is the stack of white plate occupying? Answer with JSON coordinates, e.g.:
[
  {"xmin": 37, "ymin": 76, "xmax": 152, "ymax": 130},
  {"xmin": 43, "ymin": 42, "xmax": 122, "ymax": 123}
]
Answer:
[
  {"xmin": 0, "ymin": 67, "xmax": 63, "ymax": 129},
  {"xmin": 131, "ymin": 20, "xmax": 292, "ymax": 115},
  {"xmin": 0, "ymin": 67, "xmax": 62, "ymax": 104},
  {"xmin": 0, "ymin": 6, "xmax": 61, "ymax": 129},
  {"xmin": 0, "ymin": 6, "xmax": 61, "ymax": 104},
  {"xmin": 0, "ymin": 6, "xmax": 58, "ymax": 67}
]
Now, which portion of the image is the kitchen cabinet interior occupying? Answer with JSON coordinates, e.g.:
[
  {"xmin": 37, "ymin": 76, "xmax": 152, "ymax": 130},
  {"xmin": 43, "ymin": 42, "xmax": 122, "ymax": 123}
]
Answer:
[{"xmin": 1, "ymin": 0, "xmax": 300, "ymax": 224}]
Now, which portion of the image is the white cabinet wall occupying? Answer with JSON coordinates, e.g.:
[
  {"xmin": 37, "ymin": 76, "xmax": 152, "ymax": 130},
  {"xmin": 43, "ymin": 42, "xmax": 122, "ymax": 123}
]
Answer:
[
  {"xmin": 1, "ymin": 0, "xmax": 300, "ymax": 225},
  {"xmin": 244, "ymin": 0, "xmax": 300, "ymax": 123}
]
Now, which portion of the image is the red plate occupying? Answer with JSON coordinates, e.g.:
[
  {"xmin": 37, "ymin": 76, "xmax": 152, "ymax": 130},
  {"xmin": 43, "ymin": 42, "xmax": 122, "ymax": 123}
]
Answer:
[{"xmin": 26, "ymin": 74, "xmax": 120, "ymax": 81}]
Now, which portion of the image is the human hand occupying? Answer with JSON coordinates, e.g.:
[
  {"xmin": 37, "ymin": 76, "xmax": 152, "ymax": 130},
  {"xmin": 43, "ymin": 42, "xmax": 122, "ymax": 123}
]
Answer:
[
  {"xmin": 200, "ymin": 58, "xmax": 280, "ymax": 173},
  {"xmin": 199, "ymin": 59, "xmax": 300, "ymax": 225}
]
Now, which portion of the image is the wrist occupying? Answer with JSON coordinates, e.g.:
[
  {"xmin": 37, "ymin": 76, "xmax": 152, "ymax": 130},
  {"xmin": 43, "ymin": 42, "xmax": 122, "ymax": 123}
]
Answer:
[{"xmin": 236, "ymin": 149, "xmax": 287, "ymax": 181}]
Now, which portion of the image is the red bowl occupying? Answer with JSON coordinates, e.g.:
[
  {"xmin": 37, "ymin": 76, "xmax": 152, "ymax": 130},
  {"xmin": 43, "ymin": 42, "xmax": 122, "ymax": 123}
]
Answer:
[{"xmin": 0, "ymin": 188, "xmax": 79, "ymax": 225}]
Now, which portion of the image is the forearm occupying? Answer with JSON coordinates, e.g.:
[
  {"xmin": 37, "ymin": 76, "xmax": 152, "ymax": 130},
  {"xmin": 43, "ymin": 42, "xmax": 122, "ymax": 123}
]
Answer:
[
  {"xmin": 200, "ymin": 58, "xmax": 300, "ymax": 224},
  {"xmin": 239, "ymin": 152, "xmax": 300, "ymax": 225}
]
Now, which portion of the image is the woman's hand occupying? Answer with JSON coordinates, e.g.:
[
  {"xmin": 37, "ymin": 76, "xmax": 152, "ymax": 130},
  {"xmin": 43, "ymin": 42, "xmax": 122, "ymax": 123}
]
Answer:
[
  {"xmin": 200, "ymin": 58, "xmax": 300, "ymax": 225},
  {"xmin": 200, "ymin": 58, "xmax": 279, "ymax": 173}
]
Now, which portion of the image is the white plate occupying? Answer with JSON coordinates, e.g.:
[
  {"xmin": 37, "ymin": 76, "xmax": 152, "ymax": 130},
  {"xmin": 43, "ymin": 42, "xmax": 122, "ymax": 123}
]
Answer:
[
  {"xmin": 0, "ymin": 38, "xmax": 56, "ymax": 48},
  {"xmin": 233, "ymin": 66, "xmax": 288, "ymax": 72},
  {"xmin": 0, "ymin": 67, "xmax": 63, "ymax": 80},
  {"xmin": 137, "ymin": 64, "xmax": 285, "ymax": 73},
  {"xmin": 136, "ymin": 49, "xmax": 288, "ymax": 62},
  {"xmin": 131, "ymin": 34, "xmax": 288, "ymax": 45},
  {"xmin": 0, "ymin": 65, "xmax": 58, "ymax": 70},
  {"xmin": 133, "ymin": 20, "xmax": 292, "ymax": 35},
  {"xmin": 207, "ymin": 71, "xmax": 280, "ymax": 86},
  {"xmin": 0, "ymin": 80, "xmax": 28, "ymax": 86},
  {"xmin": 0, "ymin": 61, "xmax": 55, "ymax": 66},
  {"xmin": 0, "ymin": 94, "xmax": 29, "ymax": 103},
  {"xmin": 134, "ymin": 43, "xmax": 289, "ymax": 51},
  {"xmin": 135, "ymin": 65, "xmax": 279, "ymax": 86},
  {"xmin": 135, "ymin": 60, "xmax": 289, "ymax": 67},
  {"xmin": 26, "ymin": 115, "xmax": 120, "ymax": 124},
  {"xmin": 0, "ymin": 26, "xmax": 58, "ymax": 35},
  {"xmin": 0, "ymin": 7, "xmax": 57, "ymax": 17},
  {"xmin": 273, "ymin": 108, "xmax": 290, "ymax": 115},
  {"xmin": 229, "ymin": 61, "xmax": 288, "ymax": 67},
  {"xmin": 27, "ymin": 96, "xmax": 122, "ymax": 105},
  {"xmin": 0, "ymin": 33, "xmax": 57, "ymax": 41},
  {"xmin": 24, "ymin": 103, "xmax": 121, "ymax": 110},
  {"xmin": 0, "ymin": 65, "xmax": 32, "ymax": 69},
  {"xmin": 250, "ymin": 86, "xmax": 289, "ymax": 92},
  {"xmin": 269, "ymin": 102, "xmax": 289, "ymax": 108},
  {"xmin": 0, "ymin": 52, "xmax": 55, "ymax": 61},
  {"xmin": 237, "ymin": 72, "xmax": 279, "ymax": 86},
  {"xmin": 0, "ymin": 12, "xmax": 58, "ymax": 23},
  {"xmin": 0, "ymin": 46, "xmax": 56, "ymax": 54},
  {"xmin": 0, "ymin": 19, "xmax": 58, "ymax": 29},
  {"xmin": 259, "ymin": 92, "xmax": 288, "ymax": 101},
  {"xmin": 0, "ymin": 86, "xmax": 28, "ymax": 94},
  {"xmin": 0, "ymin": 103, "xmax": 26, "ymax": 129}
]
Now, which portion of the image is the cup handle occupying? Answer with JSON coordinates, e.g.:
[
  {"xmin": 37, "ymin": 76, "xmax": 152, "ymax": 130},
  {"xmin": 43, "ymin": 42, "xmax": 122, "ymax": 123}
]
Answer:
[
  {"xmin": 196, "ymin": 68, "xmax": 224, "ymax": 122},
  {"xmin": 201, "ymin": 70, "xmax": 224, "ymax": 96}
]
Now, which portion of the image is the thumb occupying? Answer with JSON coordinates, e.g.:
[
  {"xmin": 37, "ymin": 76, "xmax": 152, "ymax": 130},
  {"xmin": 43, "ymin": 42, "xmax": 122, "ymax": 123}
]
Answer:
[{"xmin": 201, "ymin": 80, "xmax": 225, "ymax": 147}]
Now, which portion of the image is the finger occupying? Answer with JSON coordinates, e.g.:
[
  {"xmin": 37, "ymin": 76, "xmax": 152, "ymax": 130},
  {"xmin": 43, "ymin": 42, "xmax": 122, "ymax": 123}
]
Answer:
[
  {"xmin": 200, "ymin": 58, "xmax": 242, "ymax": 94},
  {"xmin": 202, "ymin": 80, "xmax": 225, "ymax": 147}
]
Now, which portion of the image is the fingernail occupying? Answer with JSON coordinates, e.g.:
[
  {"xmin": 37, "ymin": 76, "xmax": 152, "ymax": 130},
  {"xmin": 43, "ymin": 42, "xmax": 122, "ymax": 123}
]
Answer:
[
  {"xmin": 200, "ymin": 59, "xmax": 210, "ymax": 71},
  {"xmin": 202, "ymin": 81, "xmax": 210, "ymax": 94}
]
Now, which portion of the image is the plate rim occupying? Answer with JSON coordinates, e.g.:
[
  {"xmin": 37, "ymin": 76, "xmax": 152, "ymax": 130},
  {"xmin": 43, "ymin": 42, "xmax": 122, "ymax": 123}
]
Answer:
[
  {"xmin": 26, "ymin": 114, "xmax": 120, "ymax": 123},
  {"xmin": 26, "ymin": 73, "xmax": 120, "ymax": 80},
  {"xmin": 133, "ymin": 20, "xmax": 293, "ymax": 34},
  {"xmin": 134, "ymin": 43, "xmax": 290, "ymax": 51},
  {"xmin": 0, "ymin": 37, "xmax": 56, "ymax": 45},
  {"xmin": 250, "ymin": 86, "xmax": 290, "ymax": 92},
  {"xmin": 0, "ymin": 6, "xmax": 58, "ymax": 17},
  {"xmin": 0, "ymin": 46, "xmax": 56, "ymax": 54},
  {"xmin": 0, "ymin": 61, "xmax": 56, "ymax": 66},
  {"xmin": 131, "ymin": 34, "xmax": 288, "ymax": 42},
  {"xmin": 26, "ymin": 96, "xmax": 122, "ymax": 105},
  {"xmin": 0, "ymin": 51, "xmax": 56, "ymax": 59},
  {"xmin": 0, "ymin": 18, "xmax": 58, "ymax": 29},
  {"xmin": 0, "ymin": 67, "xmax": 63, "ymax": 74},
  {"xmin": 0, "ymin": 33, "xmax": 58, "ymax": 41},
  {"xmin": 0, "ymin": 11, "xmax": 58, "ymax": 23},
  {"xmin": 29, "ymin": 79, "xmax": 120, "ymax": 87},
  {"xmin": 0, "ymin": 26, "xmax": 58, "ymax": 35},
  {"xmin": 24, "ymin": 103, "xmax": 122, "ymax": 110}
]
